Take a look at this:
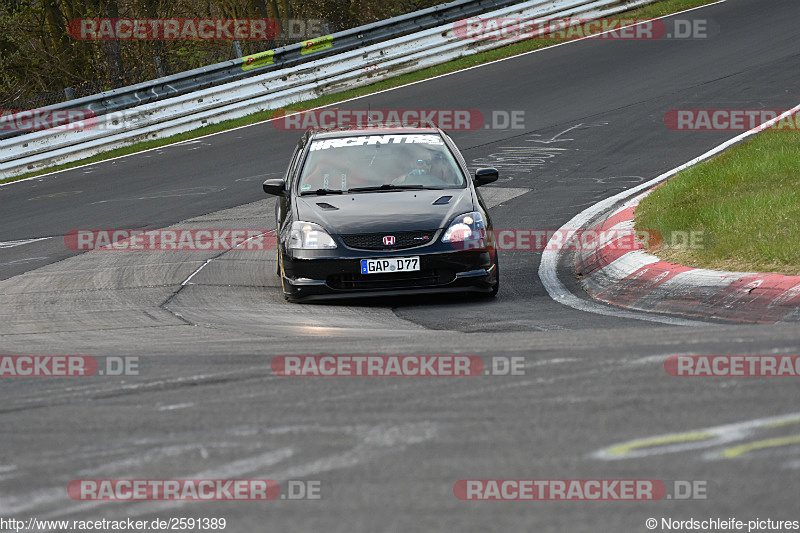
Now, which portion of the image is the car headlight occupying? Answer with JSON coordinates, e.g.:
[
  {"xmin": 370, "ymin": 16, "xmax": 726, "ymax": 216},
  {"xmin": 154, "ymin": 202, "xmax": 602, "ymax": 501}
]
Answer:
[
  {"xmin": 289, "ymin": 221, "xmax": 337, "ymax": 249},
  {"xmin": 441, "ymin": 211, "xmax": 487, "ymax": 245}
]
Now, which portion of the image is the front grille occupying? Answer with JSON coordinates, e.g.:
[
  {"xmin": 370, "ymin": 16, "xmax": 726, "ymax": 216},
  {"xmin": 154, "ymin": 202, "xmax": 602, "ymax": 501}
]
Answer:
[
  {"xmin": 339, "ymin": 230, "xmax": 438, "ymax": 250},
  {"xmin": 327, "ymin": 269, "xmax": 455, "ymax": 290}
]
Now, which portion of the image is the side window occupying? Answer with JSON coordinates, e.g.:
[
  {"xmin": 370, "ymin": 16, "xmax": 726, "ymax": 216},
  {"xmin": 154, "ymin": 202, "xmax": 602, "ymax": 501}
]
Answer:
[
  {"xmin": 284, "ymin": 141, "xmax": 304, "ymax": 184},
  {"xmin": 442, "ymin": 132, "xmax": 471, "ymax": 180}
]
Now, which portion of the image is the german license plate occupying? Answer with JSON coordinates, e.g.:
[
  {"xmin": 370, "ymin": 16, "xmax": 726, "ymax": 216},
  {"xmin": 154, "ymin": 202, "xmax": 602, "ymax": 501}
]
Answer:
[{"xmin": 360, "ymin": 257, "xmax": 420, "ymax": 274}]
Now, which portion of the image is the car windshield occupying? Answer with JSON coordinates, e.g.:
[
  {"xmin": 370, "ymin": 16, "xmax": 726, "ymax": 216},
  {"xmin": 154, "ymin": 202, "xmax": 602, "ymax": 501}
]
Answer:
[{"xmin": 297, "ymin": 133, "xmax": 466, "ymax": 194}]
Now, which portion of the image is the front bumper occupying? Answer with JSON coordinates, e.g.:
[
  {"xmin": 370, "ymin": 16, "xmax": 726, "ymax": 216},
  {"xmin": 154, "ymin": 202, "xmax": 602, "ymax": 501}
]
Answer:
[{"xmin": 280, "ymin": 247, "xmax": 497, "ymax": 301}]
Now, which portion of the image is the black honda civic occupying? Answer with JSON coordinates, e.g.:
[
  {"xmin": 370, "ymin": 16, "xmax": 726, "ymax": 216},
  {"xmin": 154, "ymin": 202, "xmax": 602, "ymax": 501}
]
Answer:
[{"xmin": 263, "ymin": 127, "xmax": 500, "ymax": 302}]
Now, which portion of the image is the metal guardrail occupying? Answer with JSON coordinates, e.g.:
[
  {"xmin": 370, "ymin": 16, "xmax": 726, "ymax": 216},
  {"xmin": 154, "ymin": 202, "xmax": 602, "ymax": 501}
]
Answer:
[
  {"xmin": 0, "ymin": 0, "xmax": 523, "ymax": 142},
  {"xmin": 0, "ymin": 0, "xmax": 656, "ymax": 179}
]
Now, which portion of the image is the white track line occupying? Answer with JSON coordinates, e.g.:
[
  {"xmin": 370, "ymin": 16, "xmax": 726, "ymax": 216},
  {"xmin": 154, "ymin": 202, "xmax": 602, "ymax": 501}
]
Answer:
[
  {"xmin": 181, "ymin": 259, "xmax": 212, "ymax": 286},
  {"xmin": 538, "ymin": 104, "xmax": 800, "ymax": 326},
  {"xmin": 0, "ymin": 237, "xmax": 51, "ymax": 248},
  {"xmin": 179, "ymin": 231, "xmax": 272, "ymax": 286}
]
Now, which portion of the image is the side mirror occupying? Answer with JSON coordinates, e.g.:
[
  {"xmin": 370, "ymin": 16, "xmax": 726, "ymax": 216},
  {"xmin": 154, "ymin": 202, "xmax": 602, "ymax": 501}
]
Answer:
[
  {"xmin": 473, "ymin": 168, "xmax": 499, "ymax": 187},
  {"xmin": 263, "ymin": 178, "xmax": 287, "ymax": 196}
]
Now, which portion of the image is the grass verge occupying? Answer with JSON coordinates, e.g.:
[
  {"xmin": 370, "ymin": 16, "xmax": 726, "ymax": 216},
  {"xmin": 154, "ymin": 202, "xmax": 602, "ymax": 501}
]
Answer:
[
  {"xmin": 2, "ymin": 0, "xmax": 719, "ymax": 185},
  {"xmin": 635, "ymin": 128, "xmax": 800, "ymax": 275}
]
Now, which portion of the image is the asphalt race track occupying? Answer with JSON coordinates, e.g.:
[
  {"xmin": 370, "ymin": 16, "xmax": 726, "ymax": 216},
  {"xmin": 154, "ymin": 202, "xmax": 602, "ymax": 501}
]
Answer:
[{"xmin": 1, "ymin": 0, "xmax": 799, "ymax": 530}]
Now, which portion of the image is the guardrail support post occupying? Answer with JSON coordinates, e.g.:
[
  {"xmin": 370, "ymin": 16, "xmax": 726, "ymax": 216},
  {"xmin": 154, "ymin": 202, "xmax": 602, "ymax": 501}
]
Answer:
[{"xmin": 154, "ymin": 56, "xmax": 166, "ymax": 78}]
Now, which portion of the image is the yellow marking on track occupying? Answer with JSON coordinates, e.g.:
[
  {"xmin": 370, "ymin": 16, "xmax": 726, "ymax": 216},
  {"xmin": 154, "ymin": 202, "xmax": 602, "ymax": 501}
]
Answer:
[
  {"xmin": 720, "ymin": 434, "xmax": 800, "ymax": 458},
  {"xmin": 604, "ymin": 431, "xmax": 714, "ymax": 457}
]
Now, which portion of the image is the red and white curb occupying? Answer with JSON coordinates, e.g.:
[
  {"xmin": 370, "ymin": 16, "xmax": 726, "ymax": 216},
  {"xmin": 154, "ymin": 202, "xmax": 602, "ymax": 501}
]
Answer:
[
  {"xmin": 575, "ymin": 191, "xmax": 800, "ymax": 323},
  {"xmin": 539, "ymin": 103, "xmax": 800, "ymax": 325}
]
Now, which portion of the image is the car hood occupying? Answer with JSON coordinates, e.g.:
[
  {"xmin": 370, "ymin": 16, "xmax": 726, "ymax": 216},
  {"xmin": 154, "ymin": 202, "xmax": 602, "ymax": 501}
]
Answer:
[{"xmin": 295, "ymin": 188, "xmax": 475, "ymax": 234}]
